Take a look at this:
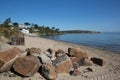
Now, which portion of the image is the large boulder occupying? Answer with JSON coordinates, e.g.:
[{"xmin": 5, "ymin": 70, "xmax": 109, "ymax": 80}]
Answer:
[
  {"xmin": 68, "ymin": 48, "xmax": 88, "ymax": 58},
  {"xmin": 26, "ymin": 47, "xmax": 41, "ymax": 55},
  {"xmin": 0, "ymin": 47, "xmax": 21, "ymax": 72},
  {"xmin": 31, "ymin": 52, "xmax": 53, "ymax": 64},
  {"xmin": 53, "ymin": 54, "xmax": 73, "ymax": 73},
  {"xmin": 91, "ymin": 57, "xmax": 104, "ymax": 66},
  {"xmin": 38, "ymin": 53, "xmax": 52, "ymax": 64},
  {"xmin": 70, "ymin": 57, "xmax": 93, "ymax": 68},
  {"xmin": 70, "ymin": 57, "xmax": 81, "ymax": 69},
  {"xmin": 55, "ymin": 49, "xmax": 65, "ymax": 57},
  {"xmin": 47, "ymin": 48, "xmax": 56, "ymax": 61},
  {"xmin": 13, "ymin": 55, "xmax": 41, "ymax": 77},
  {"xmin": 44, "ymin": 51, "xmax": 52, "ymax": 58},
  {"xmin": 40, "ymin": 64, "xmax": 57, "ymax": 80},
  {"xmin": 50, "ymin": 52, "xmax": 56, "ymax": 61}
]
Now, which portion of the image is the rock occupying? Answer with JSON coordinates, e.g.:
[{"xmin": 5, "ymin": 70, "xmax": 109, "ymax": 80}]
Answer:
[
  {"xmin": 68, "ymin": 48, "xmax": 88, "ymax": 58},
  {"xmin": 8, "ymin": 71, "xmax": 17, "ymax": 77},
  {"xmin": 82, "ymin": 58, "xmax": 93, "ymax": 66},
  {"xmin": 53, "ymin": 54, "xmax": 73, "ymax": 73},
  {"xmin": 43, "ymin": 51, "xmax": 52, "ymax": 58},
  {"xmin": 91, "ymin": 57, "xmax": 104, "ymax": 66},
  {"xmin": 70, "ymin": 57, "xmax": 93, "ymax": 67},
  {"xmin": 55, "ymin": 49, "xmax": 65, "ymax": 57},
  {"xmin": 30, "ymin": 52, "xmax": 52, "ymax": 64},
  {"xmin": 32, "ymin": 72, "xmax": 46, "ymax": 80},
  {"xmin": 0, "ymin": 47, "xmax": 21, "ymax": 72},
  {"xmin": 1, "ymin": 71, "xmax": 16, "ymax": 77},
  {"xmin": 47, "ymin": 48, "xmax": 56, "ymax": 61},
  {"xmin": 40, "ymin": 64, "xmax": 57, "ymax": 80},
  {"xmin": 50, "ymin": 53, "xmax": 56, "ymax": 61},
  {"xmin": 70, "ymin": 57, "xmax": 81, "ymax": 64},
  {"xmin": 70, "ymin": 69, "xmax": 81, "ymax": 76},
  {"xmin": 86, "ymin": 67, "xmax": 93, "ymax": 72},
  {"xmin": 70, "ymin": 57, "xmax": 83, "ymax": 67},
  {"xmin": 83, "ymin": 67, "xmax": 93, "ymax": 73},
  {"xmin": 13, "ymin": 55, "xmax": 41, "ymax": 77},
  {"xmin": 47, "ymin": 48, "xmax": 55, "ymax": 54},
  {"xmin": 38, "ymin": 53, "xmax": 52, "ymax": 64},
  {"xmin": 72, "ymin": 62, "xmax": 79, "ymax": 69},
  {"xmin": 26, "ymin": 47, "xmax": 41, "ymax": 55}
]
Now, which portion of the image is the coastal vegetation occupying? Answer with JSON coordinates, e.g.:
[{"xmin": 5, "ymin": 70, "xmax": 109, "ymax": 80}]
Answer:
[
  {"xmin": 0, "ymin": 18, "xmax": 61, "ymax": 39},
  {"xmin": 0, "ymin": 18, "xmax": 20, "ymax": 39},
  {"xmin": 0, "ymin": 18, "xmax": 100, "ymax": 40}
]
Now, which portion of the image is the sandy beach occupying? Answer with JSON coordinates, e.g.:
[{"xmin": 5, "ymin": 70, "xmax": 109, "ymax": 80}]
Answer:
[{"xmin": 0, "ymin": 35, "xmax": 120, "ymax": 80}]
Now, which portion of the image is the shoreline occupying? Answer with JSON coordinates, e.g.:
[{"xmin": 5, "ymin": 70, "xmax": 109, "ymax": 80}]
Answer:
[
  {"xmin": 12, "ymin": 35, "xmax": 120, "ymax": 59},
  {"xmin": 5, "ymin": 35, "xmax": 120, "ymax": 80},
  {"xmin": 41, "ymin": 36, "xmax": 120, "ymax": 54}
]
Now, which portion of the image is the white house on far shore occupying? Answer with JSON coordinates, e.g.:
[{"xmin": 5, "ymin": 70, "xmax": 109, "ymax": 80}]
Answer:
[
  {"xmin": 17, "ymin": 24, "xmax": 30, "ymax": 34},
  {"xmin": 20, "ymin": 29, "xmax": 29, "ymax": 34}
]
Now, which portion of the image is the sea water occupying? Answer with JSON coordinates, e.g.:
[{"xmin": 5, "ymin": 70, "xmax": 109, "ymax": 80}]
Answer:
[{"xmin": 42, "ymin": 32, "xmax": 120, "ymax": 53}]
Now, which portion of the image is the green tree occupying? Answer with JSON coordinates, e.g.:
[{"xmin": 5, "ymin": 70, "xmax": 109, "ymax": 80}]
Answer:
[
  {"xmin": 55, "ymin": 28, "xmax": 60, "ymax": 32},
  {"xmin": 24, "ymin": 22, "xmax": 30, "ymax": 26},
  {"xmin": 4, "ymin": 18, "xmax": 11, "ymax": 25},
  {"xmin": 3, "ymin": 18, "xmax": 11, "ymax": 28},
  {"xmin": 33, "ymin": 24, "xmax": 39, "ymax": 29},
  {"xmin": 51, "ymin": 27, "xmax": 55, "ymax": 30},
  {"xmin": 46, "ymin": 26, "xmax": 50, "ymax": 30},
  {"xmin": 29, "ymin": 28, "xmax": 34, "ymax": 33},
  {"xmin": 13, "ymin": 22, "xmax": 19, "ymax": 27}
]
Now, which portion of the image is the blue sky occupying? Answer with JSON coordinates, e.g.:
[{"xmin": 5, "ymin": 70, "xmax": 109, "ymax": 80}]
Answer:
[{"xmin": 0, "ymin": 0, "xmax": 120, "ymax": 32}]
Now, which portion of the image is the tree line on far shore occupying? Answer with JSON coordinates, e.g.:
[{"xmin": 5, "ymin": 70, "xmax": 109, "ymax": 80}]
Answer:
[{"xmin": 0, "ymin": 18, "xmax": 61, "ymax": 38}]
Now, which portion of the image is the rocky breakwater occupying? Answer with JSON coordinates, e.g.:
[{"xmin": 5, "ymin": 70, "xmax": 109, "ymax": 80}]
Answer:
[{"xmin": 0, "ymin": 47, "xmax": 104, "ymax": 80}]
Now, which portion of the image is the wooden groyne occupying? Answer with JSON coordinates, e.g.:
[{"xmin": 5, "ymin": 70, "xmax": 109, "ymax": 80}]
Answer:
[{"xmin": 11, "ymin": 34, "xmax": 25, "ymax": 45}]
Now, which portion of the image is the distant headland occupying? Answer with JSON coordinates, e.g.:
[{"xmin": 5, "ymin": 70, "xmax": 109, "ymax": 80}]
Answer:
[{"xmin": 60, "ymin": 30, "xmax": 100, "ymax": 34}]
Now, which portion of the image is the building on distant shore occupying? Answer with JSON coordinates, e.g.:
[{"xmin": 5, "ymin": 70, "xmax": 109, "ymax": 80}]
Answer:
[
  {"xmin": 17, "ymin": 24, "xmax": 30, "ymax": 34},
  {"xmin": 20, "ymin": 28, "xmax": 29, "ymax": 34}
]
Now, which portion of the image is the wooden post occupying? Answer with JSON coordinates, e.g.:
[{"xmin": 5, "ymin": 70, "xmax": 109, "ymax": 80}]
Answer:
[{"xmin": 11, "ymin": 34, "xmax": 25, "ymax": 45}]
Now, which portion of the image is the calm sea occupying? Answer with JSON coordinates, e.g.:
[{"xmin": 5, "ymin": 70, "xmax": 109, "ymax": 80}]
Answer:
[{"xmin": 42, "ymin": 32, "xmax": 120, "ymax": 53}]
